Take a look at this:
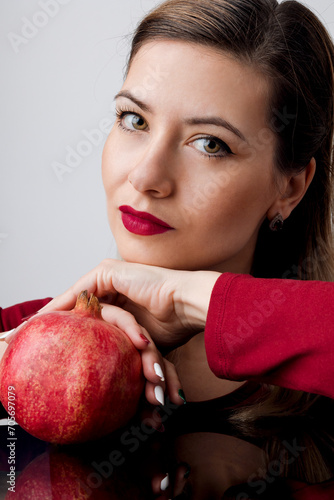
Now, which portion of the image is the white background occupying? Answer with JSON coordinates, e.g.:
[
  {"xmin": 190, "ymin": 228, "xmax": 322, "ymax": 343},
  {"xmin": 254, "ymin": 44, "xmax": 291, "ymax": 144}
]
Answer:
[{"xmin": 1, "ymin": 0, "xmax": 334, "ymax": 308}]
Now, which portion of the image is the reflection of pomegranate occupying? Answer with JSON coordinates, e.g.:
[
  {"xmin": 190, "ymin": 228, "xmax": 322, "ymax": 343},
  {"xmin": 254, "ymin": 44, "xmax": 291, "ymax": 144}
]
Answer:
[
  {"xmin": 5, "ymin": 449, "xmax": 145, "ymax": 499},
  {"xmin": 0, "ymin": 291, "xmax": 144, "ymax": 444}
]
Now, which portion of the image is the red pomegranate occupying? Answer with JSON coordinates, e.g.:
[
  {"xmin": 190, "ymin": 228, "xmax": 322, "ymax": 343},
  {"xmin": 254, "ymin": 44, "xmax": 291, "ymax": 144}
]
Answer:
[{"xmin": 0, "ymin": 291, "xmax": 144, "ymax": 444}]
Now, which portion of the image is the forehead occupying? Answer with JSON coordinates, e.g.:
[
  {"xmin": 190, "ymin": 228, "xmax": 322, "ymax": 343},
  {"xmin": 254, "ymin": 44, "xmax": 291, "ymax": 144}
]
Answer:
[{"xmin": 125, "ymin": 40, "xmax": 271, "ymax": 135}]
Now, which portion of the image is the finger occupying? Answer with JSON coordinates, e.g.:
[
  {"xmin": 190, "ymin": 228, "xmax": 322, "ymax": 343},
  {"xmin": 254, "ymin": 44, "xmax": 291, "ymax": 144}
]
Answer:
[
  {"xmin": 36, "ymin": 288, "xmax": 83, "ymax": 314},
  {"xmin": 37, "ymin": 276, "xmax": 99, "ymax": 313},
  {"xmin": 151, "ymin": 462, "xmax": 191, "ymax": 498},
  {"xmin": 145, "ymin": 380, "xmax": 166, "ymax": 407},
  {"xmin": 0, "ymin": 329, "xmax": 15, "ymax": 342},
  {"xmin": 141, "ymin": 341, "xmax": 167, "ymax": 380},
  {"xmin": 1, "ymin": 320, "xmax": 30, "ymax": 344},
  {"xmin": 3, "ymin": 328, "xmax": 19, "ymax": 344},
  {"xmin": 141, "ymin": 344, "xmax": 186, "ymax": 407},
  {"xmin": 36, "ymin": 264, "xmax": 118, "ymax": 314},
  {"xmin": 171, "ymin": 462, "xmax": 191, "ymax": 497},
  {"xmin": 163, "ymin": 358, "xmax": 186, "ymax": 406},
  {"xmin": 100, "ymin": 304, "xmax": 151, "ymax": 349},
  {"xmin": 99, "ymin": 305, "xmax": 169, "ymax": 407},
  {"xmin": 152, "ymin": 472, "xmax": 170, "ymax": 496}
]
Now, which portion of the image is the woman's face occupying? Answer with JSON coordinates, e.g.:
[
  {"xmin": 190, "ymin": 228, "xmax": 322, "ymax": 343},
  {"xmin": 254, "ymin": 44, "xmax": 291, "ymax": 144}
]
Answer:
[{"xmin": 102, "ymin": 41, "xmax": 283, "ymax": 272}]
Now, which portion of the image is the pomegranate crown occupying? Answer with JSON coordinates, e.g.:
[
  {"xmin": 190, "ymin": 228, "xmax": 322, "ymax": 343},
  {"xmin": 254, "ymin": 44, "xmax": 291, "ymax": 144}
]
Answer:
[{"xmin": 74, "ymin": 290, "xmax": 102, "ymax": 318}]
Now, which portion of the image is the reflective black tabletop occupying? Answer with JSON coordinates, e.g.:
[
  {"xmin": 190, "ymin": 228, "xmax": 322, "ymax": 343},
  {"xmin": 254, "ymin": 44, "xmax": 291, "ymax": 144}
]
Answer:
[{"xmin": 1, "ymin": 391, "xmax": 333, "ymax": 499}]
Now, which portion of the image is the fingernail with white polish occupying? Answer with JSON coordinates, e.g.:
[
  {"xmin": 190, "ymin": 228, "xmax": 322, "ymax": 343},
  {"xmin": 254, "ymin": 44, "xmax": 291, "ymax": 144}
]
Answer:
[
  {"xmin": 154, "ymin": 362, "xmax": 165, "ymax": 381},
  {"xmin": 154, "ymin": 385, "xmax": 165, "ymax": 406},
  {"xmin": 160, "ymin": 473, "xmax": 169, "ymax": 491}
]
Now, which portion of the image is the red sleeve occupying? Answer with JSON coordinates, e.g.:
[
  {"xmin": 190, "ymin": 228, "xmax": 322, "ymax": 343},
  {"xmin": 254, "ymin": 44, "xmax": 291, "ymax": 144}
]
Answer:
[
  {"xmin": 204, "ymin": 273, "xmax": 334, "ymax": 399},
  {"xmin": 289, "ymin": 479, "xmax": 334, "ymax": 500},
  {"xmin": 0, "ymin": 298, "xmax": 53, "ymax": 332}
]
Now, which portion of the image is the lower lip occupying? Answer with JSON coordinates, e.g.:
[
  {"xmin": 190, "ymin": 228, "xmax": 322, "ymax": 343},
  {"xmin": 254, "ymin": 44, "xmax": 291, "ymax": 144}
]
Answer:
[{"xmin": 121, "ymin": 213, "xmax": 173, "ymax": 236}]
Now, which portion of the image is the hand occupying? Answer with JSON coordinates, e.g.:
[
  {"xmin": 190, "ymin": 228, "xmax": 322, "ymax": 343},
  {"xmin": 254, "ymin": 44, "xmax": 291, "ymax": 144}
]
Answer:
[
  {"xmin": 39, "ymin": 259, "xmax": 221, "ymax": 349},
  {"xmin": 37, "ymin": 259, "xmax": 221, "ymax": 409},
  {"xmin": 86, "ymin": 301, "xmax": 185, "ymax": 408}
]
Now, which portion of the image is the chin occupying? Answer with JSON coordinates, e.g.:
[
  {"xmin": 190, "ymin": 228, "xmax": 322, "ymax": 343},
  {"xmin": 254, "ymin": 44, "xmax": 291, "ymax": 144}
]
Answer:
[
  {"xmin": 117, "ymin": 244, "xmax": 180, "ymax": 269},
  {"xmin": 120, "ymin": 249, "xmax": 172, "ymax": 267},
  {"xmin": 113, "ymin": 230, "xmax": 215, "ymax": 271}
]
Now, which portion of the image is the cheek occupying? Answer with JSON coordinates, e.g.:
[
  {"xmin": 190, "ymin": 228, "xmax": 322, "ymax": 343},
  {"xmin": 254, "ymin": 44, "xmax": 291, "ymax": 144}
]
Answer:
[
  {"xmin": 102, "ymin": 130, "xmax": 126, "ymax": 195},
  {"xmin": 101, "ymin": 134, "xmax": 113, "ymax": 192},
  {"xmin": 188, "ymin": 168, "xmax": 276, "ymax": 232}
]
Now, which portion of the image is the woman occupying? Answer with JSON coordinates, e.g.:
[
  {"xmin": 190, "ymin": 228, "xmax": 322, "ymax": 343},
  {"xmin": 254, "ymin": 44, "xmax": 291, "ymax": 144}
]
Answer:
[{"xmin": 2, "ymin": 0, "xmax": 334, "ymax": 495}]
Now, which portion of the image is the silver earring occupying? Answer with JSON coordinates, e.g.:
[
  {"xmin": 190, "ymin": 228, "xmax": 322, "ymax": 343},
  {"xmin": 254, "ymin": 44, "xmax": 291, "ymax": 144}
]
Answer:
[{"xmin": 269, "ymin": 213, "xmax": 284, "ymax": 231}]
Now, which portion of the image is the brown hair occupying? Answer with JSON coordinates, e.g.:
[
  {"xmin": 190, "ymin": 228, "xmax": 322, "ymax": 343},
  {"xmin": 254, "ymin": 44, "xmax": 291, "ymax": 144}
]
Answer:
[
  {"xmin": 127, "ymin": 0, "xmax": 334, "ymax": 483},
  {"xmin": 128, "ymin": 0, "xmax": 334, "ymax": 282}
]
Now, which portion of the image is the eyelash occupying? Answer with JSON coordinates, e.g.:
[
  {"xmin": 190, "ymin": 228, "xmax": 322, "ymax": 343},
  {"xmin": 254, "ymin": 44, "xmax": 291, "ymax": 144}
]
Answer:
[
  {"xmin": 194, "ymin": 136, "xmax": 234, "ymax": 159},
  {"xmin": 115, "ymin": 107, "xmax": 131, "ymax": 118},
  {"xmin": 115, "ymin": 107, "xmax": 234, "ymax": 159},
  {"xmin": 115, "ymin": 107, "xmax": 140, "ymax": 133}
]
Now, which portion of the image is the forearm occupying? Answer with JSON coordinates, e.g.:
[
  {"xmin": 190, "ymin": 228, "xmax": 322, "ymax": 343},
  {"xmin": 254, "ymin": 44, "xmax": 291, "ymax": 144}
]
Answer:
[
  {"xmin": 175, "ymin": 270, "xmax": 222, "ymax": 331},
  {"xmin": 204, "ymin": 273, "xmax": 334, "ymax": 399}
]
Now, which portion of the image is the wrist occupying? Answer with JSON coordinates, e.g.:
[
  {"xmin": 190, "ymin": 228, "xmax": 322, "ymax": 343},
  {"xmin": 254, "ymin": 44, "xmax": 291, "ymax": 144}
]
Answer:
[{"xmin": 176, "ymin": 271, "xmax": 222, "ymax": 330}]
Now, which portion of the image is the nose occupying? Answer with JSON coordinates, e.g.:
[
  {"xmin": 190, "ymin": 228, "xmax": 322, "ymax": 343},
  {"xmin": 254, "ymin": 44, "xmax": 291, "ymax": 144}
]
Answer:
[{"xmin": 128, "ymin": 138, "xmax": 175, "ymax": 198}]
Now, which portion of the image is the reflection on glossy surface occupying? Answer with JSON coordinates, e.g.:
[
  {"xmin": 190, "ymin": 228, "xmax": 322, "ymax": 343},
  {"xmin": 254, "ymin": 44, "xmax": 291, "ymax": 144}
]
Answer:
[
  {"xmin": 2, "ymin": 427, "xmax": 266, "ymax": 500},
  {"xmin": 5, "ymin": 448, "xmax": 148, "ymax": 499},
  {"xmin": 170, "ymin": 432, "xmax": 265, "ymax": 499},
  {"xmin": 1, "ymin": 400, "xmax": 334, "ymax": 499}
]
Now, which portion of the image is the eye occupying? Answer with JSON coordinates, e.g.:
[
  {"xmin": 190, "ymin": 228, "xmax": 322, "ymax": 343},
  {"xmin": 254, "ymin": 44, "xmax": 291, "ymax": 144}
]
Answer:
[
  {"xmin": 117, "ymin": 111, "xmax": 148, "ymax": 131},
  {"xmin": 192, "ymin": 137, "xmax": 233, "ymax": 158},
  {"xmin": 124, "ymin": 113, "xmax": 148, "ymax": 130}
]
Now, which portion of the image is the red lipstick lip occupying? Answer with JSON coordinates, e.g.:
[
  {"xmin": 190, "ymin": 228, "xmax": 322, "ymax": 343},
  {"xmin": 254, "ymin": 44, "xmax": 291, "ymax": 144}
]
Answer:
[
  {"xmin": 119, "ymin": 205, "xmax": 174, "ymax": 236},
  {"xmin": 119, "ymin": 206, "xmax": 173, "ymax": 228}
]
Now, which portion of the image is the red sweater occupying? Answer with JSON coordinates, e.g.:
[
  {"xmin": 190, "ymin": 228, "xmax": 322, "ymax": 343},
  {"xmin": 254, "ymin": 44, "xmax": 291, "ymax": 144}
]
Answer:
[
  {"xmin": 0, "ymin": 298, "xmax": 52, "ymax": 333},
  {"xmin": 204, "ymin": 273, "xmax": 334, "ymax": 498},
  {"xmin": 205, "ymin": 273, "xmax": 334, "ymax": 399}
]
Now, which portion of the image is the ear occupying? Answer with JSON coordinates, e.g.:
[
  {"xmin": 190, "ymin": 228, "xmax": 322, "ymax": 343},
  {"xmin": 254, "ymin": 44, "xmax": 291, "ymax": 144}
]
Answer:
[{"xmin": 267, "ymin": 157, "xmax": 316, "ymax": 222}]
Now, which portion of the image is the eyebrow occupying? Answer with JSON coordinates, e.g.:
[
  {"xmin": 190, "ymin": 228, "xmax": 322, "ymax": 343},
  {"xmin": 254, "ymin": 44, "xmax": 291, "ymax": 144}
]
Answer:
[
  {"xmin": 115, "ymin": 90, "xmax": 151, "ymax": 113},
  {"xmin": 114, "ymin": 90, "xmax": 247, "ymax": 142},
  {"xmin": 184, "ymin": 117, "xmax": 247, "ymax": 142}
]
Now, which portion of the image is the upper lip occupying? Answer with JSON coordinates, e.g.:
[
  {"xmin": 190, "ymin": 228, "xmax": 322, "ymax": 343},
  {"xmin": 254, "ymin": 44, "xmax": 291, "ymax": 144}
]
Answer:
[{"xmin": 119, "ymin": 205, "xmax": 174, "ymax": 228}]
